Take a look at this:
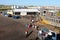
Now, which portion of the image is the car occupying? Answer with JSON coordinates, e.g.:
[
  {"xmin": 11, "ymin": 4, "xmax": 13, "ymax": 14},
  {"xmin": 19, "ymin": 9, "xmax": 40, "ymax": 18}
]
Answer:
[
  {"xmin": 13, "ymin": 15, "xmax": 20, "ymax": 19},
  {"xmin": 8, "ymin": 14, "xmax": 12, "ymax": 17},
  {"xmin": 4, "ymin": 14, "xmax": 8, "ymax": 16},
  {"xmin": 3, "ymin": 13, "xmax": 8, "ymax": 17},
  {"xmin": 38, "ymin": 28, "xmax": 57, "ymax": 40}
]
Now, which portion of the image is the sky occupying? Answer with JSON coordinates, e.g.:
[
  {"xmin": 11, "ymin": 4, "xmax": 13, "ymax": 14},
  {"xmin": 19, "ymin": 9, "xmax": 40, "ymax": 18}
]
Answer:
[{"xmin": 0, "ymin": 0, "xmax": 60, "ymax": 6}]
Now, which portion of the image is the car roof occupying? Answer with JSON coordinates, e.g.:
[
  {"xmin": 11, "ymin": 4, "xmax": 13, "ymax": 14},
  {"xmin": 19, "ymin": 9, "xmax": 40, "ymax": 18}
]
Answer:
[{"xmin": 41, "ymin": 27, "xmax": 49, "ymax": 32}]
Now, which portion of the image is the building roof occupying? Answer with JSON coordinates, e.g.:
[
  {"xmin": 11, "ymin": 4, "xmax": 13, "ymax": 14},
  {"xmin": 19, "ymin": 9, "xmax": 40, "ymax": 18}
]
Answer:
[{"xmin": 13, "ymin": 9, "xmax": 40, "ymax": 12}]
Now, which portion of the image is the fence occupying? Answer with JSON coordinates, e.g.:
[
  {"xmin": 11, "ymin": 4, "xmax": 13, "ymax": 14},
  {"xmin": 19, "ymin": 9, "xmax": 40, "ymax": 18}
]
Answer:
[{"xmin": 44, "ymin": 17, "xmax": 60, "ymax": 27}]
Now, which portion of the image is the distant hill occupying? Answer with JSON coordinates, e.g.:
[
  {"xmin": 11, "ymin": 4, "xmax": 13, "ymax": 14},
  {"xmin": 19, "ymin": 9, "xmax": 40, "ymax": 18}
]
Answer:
[{"xmin": 0, "ymin": 5, "xmax": 12, "ymax": 10}]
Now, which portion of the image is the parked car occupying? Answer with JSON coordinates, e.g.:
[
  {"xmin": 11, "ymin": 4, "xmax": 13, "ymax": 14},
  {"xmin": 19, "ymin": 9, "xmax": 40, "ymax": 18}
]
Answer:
[
  {"xmin": 38, "ymin": 28, "xmax": 57, "ymax": 40},
  {"xmin": 8, "ymin": 14, "xmax": 12, "ymax": 17},
  {"xmin": 4, "ymin": 13, "xmax": 8, "ymax": 17},
  {"xmin": 4, "ymin": 14, "xmax": 8, "ymax": 16},
  {"xmin": 13, "ymin": 15, "xmax": 20, "ymax": 19}
]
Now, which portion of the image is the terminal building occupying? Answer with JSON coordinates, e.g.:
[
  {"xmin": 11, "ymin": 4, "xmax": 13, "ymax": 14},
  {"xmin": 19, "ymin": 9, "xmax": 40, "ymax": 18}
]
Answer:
[
  {"xmin": 13, "ymin": 9, "xmax": 40, "ymax": 16},
  {"xmin": 7, "ymin": 5, "xmax": 40, "ymax": 16}
]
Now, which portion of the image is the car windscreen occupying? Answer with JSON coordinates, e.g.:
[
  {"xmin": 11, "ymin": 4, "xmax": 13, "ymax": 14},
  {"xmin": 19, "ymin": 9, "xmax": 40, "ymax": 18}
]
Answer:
[
  {"xmin": 45, "ymin": 32, "xmax": 56, "ymax": 40},
  {"xmin": 41, "ymin": 27, "xmax": 49, "ymax": 33},
  {"xmin": 51, "ymin": 32, "xmax": 55, "ymax": 37}
]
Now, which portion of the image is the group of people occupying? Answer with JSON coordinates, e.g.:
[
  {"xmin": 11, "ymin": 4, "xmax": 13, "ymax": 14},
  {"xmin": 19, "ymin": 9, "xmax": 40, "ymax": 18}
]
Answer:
[{"xmin": 25, "ymin": 19, "xmax": 38, "ymax": 38}]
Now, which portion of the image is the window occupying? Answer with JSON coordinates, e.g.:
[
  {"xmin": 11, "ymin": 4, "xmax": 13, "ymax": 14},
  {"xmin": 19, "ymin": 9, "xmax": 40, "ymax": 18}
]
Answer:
[
  {"xmin": 44, "ymin": 11, "xmax": 46, "ymax": 13},
  {"xmin": 14, "ymin": 12, "xmax": 20, "ymax": 15},
  {"xmin": 43, "ymin": 11, "xmax": 46, "ymax": 16},
  {"xmin": 56, "ymin": 19, "xmax": 58, "ymax": 23},
  {"xmin": 59, "ymin": 20, "xmax": 60, "ymax": 23},
  {"xmin": 27, "ymin": 12, "xmax": 37, "ymax": 15},
  {"xmin": 51, "ymin": 12, "xmax": 54, "ymax": 16}
]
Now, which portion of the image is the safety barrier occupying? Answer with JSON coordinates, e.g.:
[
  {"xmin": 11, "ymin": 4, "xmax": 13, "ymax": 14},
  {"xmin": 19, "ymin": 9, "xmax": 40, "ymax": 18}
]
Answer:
[{"xmin": 42, "ymin": 16, "xmax": 60, "ymax": 27}]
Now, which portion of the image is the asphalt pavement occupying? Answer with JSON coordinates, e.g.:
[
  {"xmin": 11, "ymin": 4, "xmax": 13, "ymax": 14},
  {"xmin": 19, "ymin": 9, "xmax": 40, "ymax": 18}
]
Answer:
[
  {"xmin": 0, "ymin": 15, "xmax": 31, "ymax": 40},
  {"xmin": 0, "ymin": 15, "xmax": 60, "ymax": 40}
]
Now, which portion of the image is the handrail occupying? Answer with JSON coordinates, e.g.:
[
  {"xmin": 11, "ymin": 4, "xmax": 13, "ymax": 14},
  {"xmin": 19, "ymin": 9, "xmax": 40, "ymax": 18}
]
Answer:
[{"xmin": 41, "ymin": 16, "xmax": 60, "ymax": 27}]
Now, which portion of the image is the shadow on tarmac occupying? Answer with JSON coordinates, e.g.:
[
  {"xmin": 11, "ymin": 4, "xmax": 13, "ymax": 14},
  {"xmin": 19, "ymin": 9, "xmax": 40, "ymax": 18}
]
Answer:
[{"xmin": 26, "ymin": 31, "xmax": 33, "ymax": 38}]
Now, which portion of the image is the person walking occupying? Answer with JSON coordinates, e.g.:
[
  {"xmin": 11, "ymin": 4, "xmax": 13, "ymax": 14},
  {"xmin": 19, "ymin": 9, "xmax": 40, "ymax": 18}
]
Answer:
[
  {"xmin": 25, "ymin": 29, "xmax": 28, "ymax": 38},
  {"xmin": 28, "ymin": 23, "xmax": 32, "ymax": 29}
]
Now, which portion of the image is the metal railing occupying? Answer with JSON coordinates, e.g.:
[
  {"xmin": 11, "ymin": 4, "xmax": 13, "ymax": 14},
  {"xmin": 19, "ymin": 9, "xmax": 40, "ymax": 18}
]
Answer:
[{"xmin": 44, "ymin": 17, "xmax": 60, "ymax": 27}]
